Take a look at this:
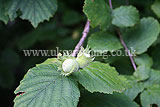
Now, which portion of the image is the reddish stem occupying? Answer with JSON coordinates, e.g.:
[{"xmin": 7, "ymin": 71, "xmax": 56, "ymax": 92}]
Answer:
[
  {"xmin": 72, "ymin": 20, "xmax": 90, "ymax": 57},
  {"xmin": 108, "ymin": 0, "xmax": 137, "ymax": 71},
  {"xmin": 116, "ymin": 29, "xmax": 137, "ymax": 71}
]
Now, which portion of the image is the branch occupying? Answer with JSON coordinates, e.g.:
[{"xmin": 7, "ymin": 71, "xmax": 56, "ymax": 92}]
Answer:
[
  {"xmin": 116, "ymin": 29, "xmax": 137, "ymax": 71},
  {"xmin": 72, "ymin": 20, "xmax": 90, "ymax": 57},
  {"xmin": 108, "ymin": 0, "xmax": 137, "ymax": 71},
  {"xmin": 109, "ymin": 0, "xmax": 113, "ymax": 9}
]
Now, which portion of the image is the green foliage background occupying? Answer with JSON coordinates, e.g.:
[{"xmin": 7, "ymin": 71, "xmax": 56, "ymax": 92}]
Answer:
[{"xmin": 0, "ymin": 0, "xmax": 160, "ymax": 106}]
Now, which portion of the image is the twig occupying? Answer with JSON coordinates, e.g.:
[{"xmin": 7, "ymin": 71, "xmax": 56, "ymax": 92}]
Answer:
[
  {"xmin": 72, "ymin": 20, "xmax": 90, "ymax": 57},
  {"xmin": 116, "ymin": 29, "xmax": 137, "ymax": 71},
  {"xmin": 109, "ymin": 0, "xmax": 113, "ymax": 9},
  {"xmin": 108, "ymin": 0, "xmax": 137, "ymax": 71}
]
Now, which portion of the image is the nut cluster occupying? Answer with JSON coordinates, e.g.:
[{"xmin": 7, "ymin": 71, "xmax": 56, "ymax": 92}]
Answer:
[{"xmin": 60, "ymin": 46, "xmax": 94, "ymax": 76}]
